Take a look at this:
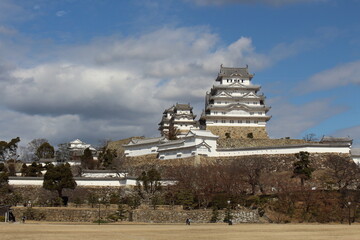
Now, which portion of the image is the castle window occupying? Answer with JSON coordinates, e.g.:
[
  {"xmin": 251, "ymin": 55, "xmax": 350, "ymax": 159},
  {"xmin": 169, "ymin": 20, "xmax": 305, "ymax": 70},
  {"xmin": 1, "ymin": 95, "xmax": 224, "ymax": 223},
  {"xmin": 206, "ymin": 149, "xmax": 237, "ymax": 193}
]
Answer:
[
  {"xmin": 254, "ymin": 120, "xmax": 258, "ymax": 123},
  {"xmin": 214, "ymin": 120, "xmax": 218, "ymax": 123},
  {"xmin": 246, "ymin": 120, "xmax": 250, "ymax": 124},
  {"xmin": 238, "ymin": 120, "xmax": 242, "ymax": 123},
  {"xmin": 253, "ymin": 102, "xmax": 257, "ymax": 105},
  {"xmin": 230, "ymin": 120, "xmax": 234, "ymax": 123},
  {"xmin": 250, "ymin": 112, "xmax": 254, "ymax": 115},
  {"xmin": 258, "ymin": 112, "xmax": 262, "ymax": 115},
  {"xmin": 221, "ymin": 120, "xmax": 226, "ymax": 123}
]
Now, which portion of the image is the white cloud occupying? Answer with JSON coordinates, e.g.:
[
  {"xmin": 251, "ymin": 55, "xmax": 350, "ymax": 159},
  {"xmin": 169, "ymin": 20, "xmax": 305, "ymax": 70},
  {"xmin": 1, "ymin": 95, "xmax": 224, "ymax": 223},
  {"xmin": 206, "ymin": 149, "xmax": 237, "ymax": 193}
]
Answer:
[
  {"xmin": 189, "ymin": 0, "xmax": 327, "ymax": 6},
  {"xmin": 0, "ymin": 26, "xmax": 325, "ymax": 145},
  {"xmin": 56, "ymin": 10, "xmax": 67, "ymax": 17},
  {"xmin": 299, "ymin": 61, "xmax": 360, "ymax": 93},
  {"xmin": 267, "ymin": 97, "xmax": 346, "ymax": 138}
]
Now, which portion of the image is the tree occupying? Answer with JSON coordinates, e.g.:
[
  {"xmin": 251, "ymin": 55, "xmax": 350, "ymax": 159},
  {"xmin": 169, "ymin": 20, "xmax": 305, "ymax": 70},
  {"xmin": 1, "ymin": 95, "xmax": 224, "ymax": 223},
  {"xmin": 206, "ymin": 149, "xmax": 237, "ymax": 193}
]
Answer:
[
  {"xmin": 55, "ymin": 143, "xmax": 71, "ymax": 163},
  {"xmin": 22, "ymin": 138, "xmax": 48, "ymax": 162},
  {"xmin": 20, "ymin": 163, "xmax": 28, "ymax": 176},
  {"xmin": 137, "ymin": 168, "xmax": 162, "ymax": 196},
  {"xmin": 0, "ymin": 172, "xmax": 12, "ymax": 204},
  {"xmin": 35, "ymin": 142, "xmax": 55, "ymax": 160},
  {"xmin": 325, "ymin": 155, "xmax": 359, "ymax": 190},
  {"xmin": 43, "ymin": 163, "xmax": 77, "ymax": 200},
  {"xmin": 0, "ymin": 137, "xmax": 20, "ymax": 161},
  {"xmin": 0, "ymin": 163, "xmax": 7, "ymax": 173},
  {"xmin": 136, "ymin": 168, "xmax": 162, "ymax": 207},
  {"xmin": 26, "ymin": 162, "xmax": 43, "ymax": 177},
  {"xmin": 7, "ymin": 163, "xmax": 16, "ymax": 176},
  {"xmin": 98, "ymin": 149, "xmax": 117, "ymax": 169},
  {"xmin": 81, "ymin": 147, "xmax": 95, "ymax": 169},
  {"xmin": 303, "ymin": 133, "xmax": 318, "ymax": 142},
  {"xmin": 292, "ymin": 151, "xmax": 314, "ymax": 187}
]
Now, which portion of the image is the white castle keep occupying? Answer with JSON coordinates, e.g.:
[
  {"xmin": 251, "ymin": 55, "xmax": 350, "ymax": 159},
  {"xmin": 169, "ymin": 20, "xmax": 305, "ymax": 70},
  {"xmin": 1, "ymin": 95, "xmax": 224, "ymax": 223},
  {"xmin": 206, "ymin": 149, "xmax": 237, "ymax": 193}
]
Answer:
[{"xmin": 201, "ymin": 65, "xmax": 271, "ymax": 139}]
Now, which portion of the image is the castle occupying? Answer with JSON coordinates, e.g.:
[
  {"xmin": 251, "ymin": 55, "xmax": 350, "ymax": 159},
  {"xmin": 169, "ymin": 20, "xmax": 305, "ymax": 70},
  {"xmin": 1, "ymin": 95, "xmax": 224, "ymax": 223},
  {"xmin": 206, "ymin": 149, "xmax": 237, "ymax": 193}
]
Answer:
[
  {"xmin": 123, "ymin": 65, "xmax": 352, "ymax": 160},
  {"xmin": 201, "ymin": 65, "xmax": 271, "ymax": 139}
]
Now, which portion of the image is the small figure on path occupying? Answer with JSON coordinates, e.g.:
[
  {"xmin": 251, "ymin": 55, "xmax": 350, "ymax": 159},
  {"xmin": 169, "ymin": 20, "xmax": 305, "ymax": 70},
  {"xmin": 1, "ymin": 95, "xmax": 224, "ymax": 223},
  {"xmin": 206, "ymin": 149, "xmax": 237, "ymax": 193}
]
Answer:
[
  {"xmin": 186, "ymin": 218, "xmax": 190, "ymax": 225},
  {"xmin": 22, "ymin": 216, "xmax": 26, "ymax": 224},
  {"xmin": 228, "ymin": 219, "xmax": 232, "ymax": 225}
]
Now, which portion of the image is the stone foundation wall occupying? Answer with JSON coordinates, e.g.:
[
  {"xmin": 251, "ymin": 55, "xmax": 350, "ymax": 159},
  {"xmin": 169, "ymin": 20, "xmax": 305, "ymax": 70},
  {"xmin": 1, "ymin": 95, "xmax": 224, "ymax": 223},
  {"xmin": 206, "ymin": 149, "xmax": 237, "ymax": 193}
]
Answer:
[
  {"xmin": 12, "ymin": 207, "xmax": 116, "ymax": 222},
  {"xmin": 132, "ymin": 209, "xmax": 259, "ymax": 223},
  {"xmin": 206, "ymin": 126, "xmax": 269, "ymax": 139},
  {"xmin": 12, "ymin": 207, "xmax": 259, "ymax": 223},
  {"xmin": 217, "ymin": 138, "xmax": 310, "ymax": 148}
]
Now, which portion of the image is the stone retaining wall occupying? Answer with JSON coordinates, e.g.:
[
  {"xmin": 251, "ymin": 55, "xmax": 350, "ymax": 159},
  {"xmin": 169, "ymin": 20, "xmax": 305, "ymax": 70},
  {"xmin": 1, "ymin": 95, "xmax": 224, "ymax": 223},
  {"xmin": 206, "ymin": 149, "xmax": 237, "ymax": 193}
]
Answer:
[
  {"xmin": 132, "ymin": 209, "xmax": 259, "ymax": 223},
  {"xmin": 206, "ymin": 126, "xmax": 269, "ymax": 139},
  {"xmin": 11, "ymin": 207, "xmax": 260, "ymax": 223}
]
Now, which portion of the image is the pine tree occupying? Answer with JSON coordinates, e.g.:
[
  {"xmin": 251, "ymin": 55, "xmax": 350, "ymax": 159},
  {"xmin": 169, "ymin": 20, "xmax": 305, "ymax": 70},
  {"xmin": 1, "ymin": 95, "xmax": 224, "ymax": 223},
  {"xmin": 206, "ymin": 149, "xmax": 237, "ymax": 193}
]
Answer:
[
  {"xmin": 43, "ymin": 163, "xmax": 77, "ymax": 200},
  {"xmin": 293, "ymin": 151, "xmax": 314, "ymax": 187}
]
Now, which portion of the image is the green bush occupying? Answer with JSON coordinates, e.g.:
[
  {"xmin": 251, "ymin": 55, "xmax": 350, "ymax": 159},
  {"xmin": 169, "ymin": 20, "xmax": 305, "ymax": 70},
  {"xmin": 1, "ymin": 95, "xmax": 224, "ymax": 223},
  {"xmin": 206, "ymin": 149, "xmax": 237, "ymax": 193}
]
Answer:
[{"xmin": 0, "ymin": 216, "xmax": 5, "ymax": 222}]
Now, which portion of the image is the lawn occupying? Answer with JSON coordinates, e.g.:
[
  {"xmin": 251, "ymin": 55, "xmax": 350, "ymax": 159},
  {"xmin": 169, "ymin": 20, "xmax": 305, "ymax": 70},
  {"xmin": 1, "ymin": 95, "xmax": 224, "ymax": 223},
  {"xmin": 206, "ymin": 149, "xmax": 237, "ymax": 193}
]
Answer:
[{"xmin": 1, "ymin": 223, "xmax": 359, "ymax": 240}]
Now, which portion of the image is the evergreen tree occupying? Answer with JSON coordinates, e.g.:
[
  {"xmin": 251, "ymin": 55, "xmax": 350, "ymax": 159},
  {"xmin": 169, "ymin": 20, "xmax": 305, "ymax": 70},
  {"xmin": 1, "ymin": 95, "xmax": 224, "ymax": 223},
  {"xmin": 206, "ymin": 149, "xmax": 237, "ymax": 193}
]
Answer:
[
  {"xmin": 293, "ymin": 151, "xmax": 314, "ymax": 187},
  {"xmin": 35, "ymin": 142, "xmax": 55, "ymax": 159},
  {"xmin": 210, "ymin": 207, "xmax": 219, "ymax": 223},
  {"xmin": 26, "ymin": 162, "xmax": 43, "ymax": 177},
  {"xmin": 43, "ymin": 163, "xmax": 77, "ymax": 199},
  {"xmin": 81, "ymin": 147, "xmax": 95, "ymax": 169},
  {"xmin": 0, "ymin": 137, "xmax": 20, "ymax": 161},
  {"xmin": 98, "ymin": 149, "xmax": 117, "ymax": 169}
]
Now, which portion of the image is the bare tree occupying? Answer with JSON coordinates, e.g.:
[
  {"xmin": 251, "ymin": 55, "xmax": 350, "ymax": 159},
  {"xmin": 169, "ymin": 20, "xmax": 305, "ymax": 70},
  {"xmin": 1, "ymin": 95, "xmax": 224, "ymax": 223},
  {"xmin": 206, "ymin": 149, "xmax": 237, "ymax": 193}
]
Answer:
[
  {"xmin": 303, "ymin": 133, "xmax": 318, "ymax": 142},
  {"xmin": 325, "ymin": 155, "xmax": 359, "ymax": 190}
]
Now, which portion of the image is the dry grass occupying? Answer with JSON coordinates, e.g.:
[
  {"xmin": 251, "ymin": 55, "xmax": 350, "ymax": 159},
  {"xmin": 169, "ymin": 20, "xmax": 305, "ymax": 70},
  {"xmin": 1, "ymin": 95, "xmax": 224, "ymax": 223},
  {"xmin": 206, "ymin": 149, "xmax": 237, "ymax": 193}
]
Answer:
[{"xmin": 1, "ymin": 223, "xmax": 360, "ymax": 240}]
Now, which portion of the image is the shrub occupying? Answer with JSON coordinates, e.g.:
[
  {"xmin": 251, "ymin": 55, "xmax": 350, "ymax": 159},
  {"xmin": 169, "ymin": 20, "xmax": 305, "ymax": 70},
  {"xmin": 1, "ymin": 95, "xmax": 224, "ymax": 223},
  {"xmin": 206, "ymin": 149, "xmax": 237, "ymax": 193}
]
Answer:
[{"xmin": 0, "ymin": 216, "xmax": 5, "ymax": 222}]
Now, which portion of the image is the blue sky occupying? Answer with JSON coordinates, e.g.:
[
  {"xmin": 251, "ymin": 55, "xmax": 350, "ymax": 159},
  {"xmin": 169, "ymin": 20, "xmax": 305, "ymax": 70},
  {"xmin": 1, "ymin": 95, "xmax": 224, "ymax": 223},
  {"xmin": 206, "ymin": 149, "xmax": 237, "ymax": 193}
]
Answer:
[{"xmin": 0, "ymin": 0, "xmax": 360, "ymax": 148}]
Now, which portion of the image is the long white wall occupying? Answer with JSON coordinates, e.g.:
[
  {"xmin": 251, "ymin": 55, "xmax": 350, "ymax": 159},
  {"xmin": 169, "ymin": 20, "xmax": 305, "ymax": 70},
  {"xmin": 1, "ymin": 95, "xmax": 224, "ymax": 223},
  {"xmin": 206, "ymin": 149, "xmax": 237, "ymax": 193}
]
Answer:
[
  {"xmin": 9, "ymin": 177, "xmax": 137, "ymax": 187},
  {"xmin": 217, "ymin": 145, "xmax": 350, "ymax": 157},
  {"xmin": 9, "ymin": 177, "xmax": 175, "ymax": 187}
]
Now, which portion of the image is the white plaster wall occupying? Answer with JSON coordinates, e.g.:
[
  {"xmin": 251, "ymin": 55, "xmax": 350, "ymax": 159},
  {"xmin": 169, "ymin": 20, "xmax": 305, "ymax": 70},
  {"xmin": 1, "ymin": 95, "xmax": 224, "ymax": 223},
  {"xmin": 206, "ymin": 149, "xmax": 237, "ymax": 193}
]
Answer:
[
  {"xmin": 82, "ymin": 173, "xmax": 126, "ymax": 178},
  {"xmin": 217, "ymin": 145, "xmax": 350, "ymax": 157},
  {"xmin": 124, "ymin": 144, "xmax": 158, "ymax": 157},
  {"xmin": 9, "ymin": 178, "xmax": 138, "ymax": 187}
]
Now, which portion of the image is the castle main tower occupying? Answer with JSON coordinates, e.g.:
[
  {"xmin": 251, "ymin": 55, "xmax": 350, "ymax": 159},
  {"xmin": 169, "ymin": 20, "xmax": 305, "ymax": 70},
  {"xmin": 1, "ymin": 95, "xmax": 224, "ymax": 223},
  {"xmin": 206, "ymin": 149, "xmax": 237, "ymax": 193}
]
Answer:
[{"xmin": 200, "ymin": 65, "xmax": 271, "ymax": 139}]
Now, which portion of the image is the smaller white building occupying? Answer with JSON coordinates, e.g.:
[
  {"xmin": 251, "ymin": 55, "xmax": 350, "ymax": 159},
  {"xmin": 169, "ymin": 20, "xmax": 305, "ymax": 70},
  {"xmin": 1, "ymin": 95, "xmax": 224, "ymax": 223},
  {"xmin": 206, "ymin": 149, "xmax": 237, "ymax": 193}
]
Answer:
[
  {"xmin": 156, "ymin": 130, "xmax": 218, "ymax": 160},
  {"xmin": 124, "ymin": 137, "xmax": 168, "ymax": 157},
  {"xmin": 123, "ymin": 130, "xmax": 218, "ymax": 160}
]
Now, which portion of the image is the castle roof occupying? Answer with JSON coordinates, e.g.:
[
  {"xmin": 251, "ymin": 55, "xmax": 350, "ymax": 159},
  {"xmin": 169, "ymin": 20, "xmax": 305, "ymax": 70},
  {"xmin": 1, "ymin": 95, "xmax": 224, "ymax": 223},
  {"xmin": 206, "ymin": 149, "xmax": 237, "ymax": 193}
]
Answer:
[
  {"xmin": 175, "ymin": 103, "xmax": 192, "ymax": 110},
  {"xmin": 125, "ymin": 137, "xmax": 167, "ymax": 146},
  {"xmin": 320, "ymin": 136, "xmax": 352, "ymax": 145},
  {"xmin": 216, "ymin": 65, "xmax": 253, "ymax": 81}
]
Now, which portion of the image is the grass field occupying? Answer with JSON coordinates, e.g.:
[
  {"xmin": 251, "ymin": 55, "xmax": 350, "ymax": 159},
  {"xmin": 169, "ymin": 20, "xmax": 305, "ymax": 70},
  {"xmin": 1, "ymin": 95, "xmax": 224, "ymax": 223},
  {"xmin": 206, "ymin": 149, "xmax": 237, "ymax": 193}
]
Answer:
[{"xmin": 1, "ymin": 223, "xmax": 359, "ymax": 240}]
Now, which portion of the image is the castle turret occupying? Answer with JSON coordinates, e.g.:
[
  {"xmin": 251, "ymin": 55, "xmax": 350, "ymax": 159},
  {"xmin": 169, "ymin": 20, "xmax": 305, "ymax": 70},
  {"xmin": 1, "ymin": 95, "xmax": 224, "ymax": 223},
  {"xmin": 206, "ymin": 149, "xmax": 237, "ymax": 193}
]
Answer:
[
  {"xmin": 159, "ymin": 103, "xmax": 198, "ymax": 138},
  {"xmin": 200, "ymin": 65, "xmax": 271, "ymax": 139}
]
